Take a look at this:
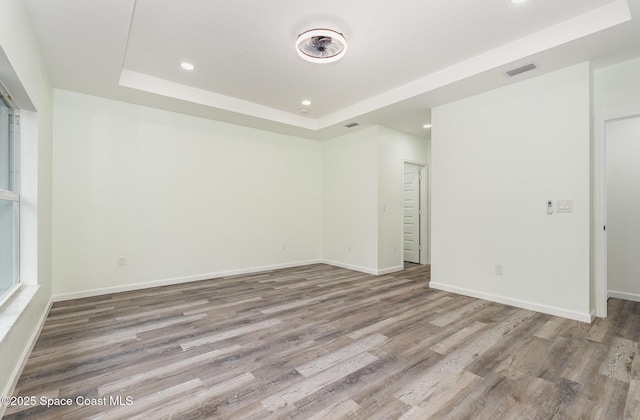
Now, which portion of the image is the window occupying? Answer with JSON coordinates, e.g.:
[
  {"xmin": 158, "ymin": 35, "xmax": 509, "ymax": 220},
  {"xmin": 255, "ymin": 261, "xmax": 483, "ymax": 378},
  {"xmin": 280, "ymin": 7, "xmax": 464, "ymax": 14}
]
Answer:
[{"xmin": 0, "ymin": 83, "xmax": 19, "ymax": 305}]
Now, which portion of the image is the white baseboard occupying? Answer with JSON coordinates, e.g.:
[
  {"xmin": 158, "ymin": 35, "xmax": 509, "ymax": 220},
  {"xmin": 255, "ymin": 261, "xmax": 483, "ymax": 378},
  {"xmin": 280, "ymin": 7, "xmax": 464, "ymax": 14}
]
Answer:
[
  {"xmin": 590, "ymin": 308, "xmax": 597, "ymax": 322},
  {"xmin": 320, "ymin": 260, "xmax": 401, "ymax": 276},
  {"xmin": 429, "ymin": 282, "xmax": 592, "ymax": 323},
  {"xmin": 0, "ymin": 296, "xmax": 53, "ymax": 418},
  {"xmin": 608, "ymin": 290, "xmax": 640, "ymax": 303},
  {"xmin": 53, "ymin": 260, "xmax": 322, "ymax": 302},
  {"xmin": 377, "ymin": 265, "xmax": 404, "ymax": 275},
  {"xmin": 54, "ymin": 260, "xmax": 412, "ymax": 302},
  {"xmin": 320, "ymin": 260, "xmax": 379, "ymax": 275}
]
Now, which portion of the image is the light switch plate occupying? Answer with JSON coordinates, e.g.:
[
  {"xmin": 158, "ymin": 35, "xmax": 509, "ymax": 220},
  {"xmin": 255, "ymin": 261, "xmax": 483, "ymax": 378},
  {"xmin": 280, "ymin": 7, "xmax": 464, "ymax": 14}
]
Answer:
[{"xmin": 557, "ymin": 200, "xmax": 573, "ymax": 213}]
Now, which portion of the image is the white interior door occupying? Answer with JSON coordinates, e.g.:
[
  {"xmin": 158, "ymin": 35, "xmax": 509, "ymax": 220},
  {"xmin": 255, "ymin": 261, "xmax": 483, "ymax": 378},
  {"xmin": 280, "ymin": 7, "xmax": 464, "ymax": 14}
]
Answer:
[{"xmin": 403, "ymin": 163, "xmax": 420, "ymax": 263}]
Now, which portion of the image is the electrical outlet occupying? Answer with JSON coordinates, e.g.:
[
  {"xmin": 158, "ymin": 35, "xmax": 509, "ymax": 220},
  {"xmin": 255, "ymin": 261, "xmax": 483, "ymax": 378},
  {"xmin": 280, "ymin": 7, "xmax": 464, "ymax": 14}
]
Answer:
[
  {"xmin": 282, "ymin": 244, "xmax": 287, "ymax": 251},
  {"xmin": 495, "ymin": 264, "xmax": 504, "ymax": 276},
  {"xmin": 118, "ymin": 256, "xmax": 127, "ymax": 266},
  {"xmin": 347, "ymin": 245, "xmax": 352, "ymax": 252},
  {"xmin": 393, "ymin": 246, "xmax": 397, "ymax": 254}
]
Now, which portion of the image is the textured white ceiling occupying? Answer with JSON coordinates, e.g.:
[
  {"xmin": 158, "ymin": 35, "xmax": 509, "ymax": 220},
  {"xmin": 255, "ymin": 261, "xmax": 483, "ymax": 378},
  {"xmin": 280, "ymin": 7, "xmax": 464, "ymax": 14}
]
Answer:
[{"xmin": 23, "ymin": 0, "xmax": 640, "ymax": 139}]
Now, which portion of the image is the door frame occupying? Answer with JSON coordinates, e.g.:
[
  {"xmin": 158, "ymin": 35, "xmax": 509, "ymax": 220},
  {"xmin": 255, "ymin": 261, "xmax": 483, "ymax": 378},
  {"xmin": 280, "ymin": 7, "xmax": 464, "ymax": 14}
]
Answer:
[
  {"xmin": 402, "ymin": 160, "xmax": 430, "ymax": 265},
  {"xmin": 595, "ymin": 110, "xmax": 640, "ymax": 317}
]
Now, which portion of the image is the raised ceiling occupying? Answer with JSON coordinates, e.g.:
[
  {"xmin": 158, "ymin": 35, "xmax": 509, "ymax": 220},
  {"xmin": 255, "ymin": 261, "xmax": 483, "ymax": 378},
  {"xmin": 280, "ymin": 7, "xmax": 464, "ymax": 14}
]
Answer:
[{"xmin": 23, "ymin": 0, "xmax": 640, "ymax": 139}]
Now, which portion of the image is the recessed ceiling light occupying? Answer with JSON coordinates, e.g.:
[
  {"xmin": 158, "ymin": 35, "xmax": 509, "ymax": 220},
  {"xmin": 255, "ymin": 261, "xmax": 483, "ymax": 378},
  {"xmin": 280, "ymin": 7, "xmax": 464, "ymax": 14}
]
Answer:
[
  {"xmin": 180, "ymin": 62, "xmax": 194, "ymax": 70},
  {"xmin": 302, "ymin": 100, "xmax": 311, "ymax": 106},
  {"xmin": 511, "ymin": 0, "xmax": 527, "ymax": 4},
  {"xmin": 423, "ymin": 124, "xmax": 432, "ymax": 129},
  {"xmin": 299, "ymin": 109, "xmax": 309, "ymax": 114}
]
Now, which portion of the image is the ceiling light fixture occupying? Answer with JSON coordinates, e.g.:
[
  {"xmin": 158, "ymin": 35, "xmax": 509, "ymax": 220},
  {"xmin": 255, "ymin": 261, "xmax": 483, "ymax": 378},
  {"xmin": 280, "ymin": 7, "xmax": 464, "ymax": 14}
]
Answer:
[
  {"xmin": 302, "ymin": 100, "xmax": 312, "ymax": 106},
  {"xmin": 423, "ymin": 124, "xmax": 432, "ymax": 129},
  {"xmin": 296, "ymin": 29, "xmax": 347, "ymax": 64},
  {"xmin": 180, "ymin": 62, "xmax": 194, "ymax": 70},
  {"xmin": 510, "ymin": 0, "xmax": 527, "ymax": 4}
]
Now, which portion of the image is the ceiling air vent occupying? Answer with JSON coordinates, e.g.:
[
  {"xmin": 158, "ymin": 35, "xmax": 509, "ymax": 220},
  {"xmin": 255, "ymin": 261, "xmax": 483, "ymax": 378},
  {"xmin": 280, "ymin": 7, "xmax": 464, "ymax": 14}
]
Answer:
[
  {"xmin": 505, "ymin": 63, "xmax": 537, "ymax": 78},
  {"xmin": 344, "ymin": 122, "xmax": 359, "ymax": 128}
]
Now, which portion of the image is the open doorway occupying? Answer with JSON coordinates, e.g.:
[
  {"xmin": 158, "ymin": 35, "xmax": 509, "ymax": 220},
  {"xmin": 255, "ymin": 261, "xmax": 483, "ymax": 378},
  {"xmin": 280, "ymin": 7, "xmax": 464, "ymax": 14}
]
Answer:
[
  {"xmin": 403, "ymin": 162, "xmax": 429, "ymax": 266},
  {"xmin": 595, "ymin": 112, "xmax": 640, "ymax": 317}
]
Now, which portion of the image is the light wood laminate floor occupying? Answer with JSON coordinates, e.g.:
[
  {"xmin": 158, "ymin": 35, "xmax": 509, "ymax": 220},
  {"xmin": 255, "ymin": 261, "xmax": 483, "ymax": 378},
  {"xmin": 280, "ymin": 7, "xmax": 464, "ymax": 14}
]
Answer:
[{"xmin": 5, "ymin": 263, "xmax": 640, "ymax": 419}]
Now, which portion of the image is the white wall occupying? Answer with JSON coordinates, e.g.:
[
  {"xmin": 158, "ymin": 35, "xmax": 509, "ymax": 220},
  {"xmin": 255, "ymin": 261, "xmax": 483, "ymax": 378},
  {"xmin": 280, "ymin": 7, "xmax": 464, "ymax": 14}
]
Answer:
[
  {"xmin": 377, "ymin": 126, "xmax": 429, "ymax": 272},
  {"xmin": 0, "ymin": 0, "xmax": 54, "ymax": 404},
  {"xmin": 322, "ymin": 127, "xmax": 379, "ymax": 273},
  {"xmin": 54, "ymin": 100, "xmax": 428, "ymax": 293},
  {"xmin": 321, "ymin": 125, "xmax": 428, "ymax": 274},
  {"xmin": 431, "ymin": 63, "xmax": 591, "ymax": 321},
  {"xmin": 607, "ymin": 117, "xmax": 640, "ymax": 300},
  {"xmin": 594, "ymin": 57, "xmax": 640, "ymax": 118},
  {"xmin": 53, "ymin": 90, "xmax": 322, "ymax": 297}
]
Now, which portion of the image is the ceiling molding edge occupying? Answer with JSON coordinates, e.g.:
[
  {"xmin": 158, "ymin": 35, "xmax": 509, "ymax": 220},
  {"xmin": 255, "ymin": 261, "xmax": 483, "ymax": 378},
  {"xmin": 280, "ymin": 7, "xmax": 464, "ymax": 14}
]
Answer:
[
  {"xmin": 317, "ymin": 0, "xmax": 632, "ymax": 129},
  {"xmin": 118, "ymin": 0, "xmax": 631, "ymax": 133},
  {"xmin": 119, "ymin": 69, "xmax": 318, "ymax": 130}
]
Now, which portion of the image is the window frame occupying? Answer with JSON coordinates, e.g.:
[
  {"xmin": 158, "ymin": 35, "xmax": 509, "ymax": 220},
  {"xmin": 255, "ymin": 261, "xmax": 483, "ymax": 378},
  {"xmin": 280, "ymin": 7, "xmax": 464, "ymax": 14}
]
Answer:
[{"xmin": 0, "ymin": 82, "xmax": 21, "ymax": 307}]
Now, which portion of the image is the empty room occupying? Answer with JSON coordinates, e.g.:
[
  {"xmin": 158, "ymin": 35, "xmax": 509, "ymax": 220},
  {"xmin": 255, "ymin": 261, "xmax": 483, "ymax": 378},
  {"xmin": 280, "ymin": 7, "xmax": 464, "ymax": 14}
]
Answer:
[{"xmin": 1, "ymin": 0, "xmax": 640, "ymax": 418}]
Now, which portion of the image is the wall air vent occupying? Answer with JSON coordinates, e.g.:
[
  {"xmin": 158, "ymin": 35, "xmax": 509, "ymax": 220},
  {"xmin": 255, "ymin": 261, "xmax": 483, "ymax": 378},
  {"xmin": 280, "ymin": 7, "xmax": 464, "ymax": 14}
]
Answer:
[
  {"xmin": 505, "ymin": 63, "xmax": 537, "ymax": 77},
  {"xmin": 344, "ymin": 122, "xmax": 359, "ymax": 128}
]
